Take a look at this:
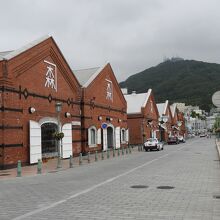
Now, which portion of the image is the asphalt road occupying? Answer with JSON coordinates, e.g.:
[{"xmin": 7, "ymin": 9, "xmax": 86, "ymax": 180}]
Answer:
[{"xmin": 0, "ymin": 137, "xmax": 220, "ymax": 220}]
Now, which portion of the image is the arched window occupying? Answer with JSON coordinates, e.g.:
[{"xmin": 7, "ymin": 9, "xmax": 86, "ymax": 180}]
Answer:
[
  {"xmin": 121, "ymin": 128, "xmax": 126, "ymax": 143},
  {"xmin": 88, "ymin": 126, "xmax": 97, "ymax": 147}
]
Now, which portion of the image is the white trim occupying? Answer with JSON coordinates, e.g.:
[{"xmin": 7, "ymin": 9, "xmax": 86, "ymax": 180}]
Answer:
[
  {"xmin": 39, "ymin": 117, "xmax": 58, "ymax": 126},
  {"xmin": 88, "ymin": 126, "xmax": 97, "ymax": 147},
  {"xmin": 3, "ymin": 35, "xmax": 51, "ymax": 60},
  {"xmin": 142, "ymin": 88, "xmax": 152, "ymax": 108},
  {"xmin": 83, "ymin": 63, "xmax": 108, "ymax": 87},
  {"xmin": 120, "ymin": 128, "xmax": 126, "ymax": 144}
]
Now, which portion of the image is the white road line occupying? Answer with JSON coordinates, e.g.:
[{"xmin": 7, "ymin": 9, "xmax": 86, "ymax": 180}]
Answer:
[{"xmin": 13, "ymin": 139, "xmax": 198, "ymax": 220}]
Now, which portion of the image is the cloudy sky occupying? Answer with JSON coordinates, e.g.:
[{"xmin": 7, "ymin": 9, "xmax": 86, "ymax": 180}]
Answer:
[{"xmin": 0, "ymin": 0, "xmax": 220, "ymax": 81}]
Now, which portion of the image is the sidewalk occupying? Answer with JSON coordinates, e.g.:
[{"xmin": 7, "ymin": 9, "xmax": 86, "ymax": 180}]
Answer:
[
  {"xmin": 216, "ymin": 138, "xmax": 220, "ymax": 159},
  {"xmin": 0, "ymin": 146, "xmax": 142, "ymax": 180}
]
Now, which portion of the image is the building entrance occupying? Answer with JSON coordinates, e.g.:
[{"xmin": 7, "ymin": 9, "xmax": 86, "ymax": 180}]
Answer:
[{"xmin": 41, "ymin": 123, "xmax": 58, "ymax": 158}]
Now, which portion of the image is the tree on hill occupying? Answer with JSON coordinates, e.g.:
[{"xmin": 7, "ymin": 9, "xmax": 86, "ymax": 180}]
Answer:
[{"xmin": 120, "ymin": 59, "xmax": 220, "ymax": 111}]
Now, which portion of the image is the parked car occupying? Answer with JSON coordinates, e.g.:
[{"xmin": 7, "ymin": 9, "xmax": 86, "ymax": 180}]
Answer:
[
  {"xmin": 143, "ymin": 138, "xmax": 163, "ymax": 151},
  {"xmin": 200, "ymin": 133, "xmax": 206, "ymax": 137},
  {"xmin": 167, "ymin": 136, "xmax": 179, "ymax": 145},
  {"xmin": 178, "ymin": 135, "xmax": 185, "ymax": 143}
]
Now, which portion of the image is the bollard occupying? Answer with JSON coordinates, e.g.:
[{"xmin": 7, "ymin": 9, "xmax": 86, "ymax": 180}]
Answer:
[
  {"xmin": 88, "ymin": 152, "xmax": 90, "ymax": 163},
  {"xmin": 113, "ymin": 148, "xmax": 115, "ymax": 157},
  {"xmin": 107, "ymin": 149, "xmax": 110, "ymax": 159},
  {"xmin": 37, "ymin": 159, "xmax": 42, "ymax": 174},
  {"xmin": 101, "ymin": 151, "xmax": 104, "ymax": 160},
  {"xmin": 118, "ymin": 148, "xmax": 120, "ymax": 156},
  {"xmin": 95, "ymin": 151, "xmax": 98, "ymax": 162},
  {"xmin": 126, "ymin": 147, "xmax": 128, "ymax": 154},
  {"xmin": 129, "ymin": 146, "xmax": 132, "ymax": 154},
  {"xmin": 122, "ymin": 147, "xmax": 124, "ymax": 155},
  {"xmin": 17, "ymin": 160, "xmax": 22, "ymax": 177},
  {"xmin": 79, "ymin": 153, "xmax": 82, "ymax": 165},
  {"xmin": 69, "ymin": 155, "xmax": 73, "ymax": 168}
]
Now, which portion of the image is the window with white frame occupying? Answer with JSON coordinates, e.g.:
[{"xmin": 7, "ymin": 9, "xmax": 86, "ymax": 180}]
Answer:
[
  {"xmin": 121, "ymin": 128, "xmax": 126, "ymax": 143},
  {"xmin": 88, "ymin": 126, "xmax": 97, "ymax": 147}
]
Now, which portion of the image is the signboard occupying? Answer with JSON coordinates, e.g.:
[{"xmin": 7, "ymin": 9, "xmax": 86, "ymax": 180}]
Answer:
[
  {"xmin": 101, "ymin": 123, "xmax": 108, "ymax": 129},
  {"xmin": 71, "ymin": 121, "xmax": 81, "ymax": 126},
  {"xmin": 212, "ymin": 91, "xmax": 220, "ymax": 107}
]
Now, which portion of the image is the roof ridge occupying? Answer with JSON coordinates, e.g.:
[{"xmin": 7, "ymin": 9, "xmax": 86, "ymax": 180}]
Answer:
[{"xmin": 3, "ymin": 35, "xmax": 51, "ymax": 60}]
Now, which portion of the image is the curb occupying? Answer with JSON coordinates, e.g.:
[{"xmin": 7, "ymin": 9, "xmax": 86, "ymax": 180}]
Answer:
[{"xmin": 215, "ymin": 139, "xmax": 220, "ymax": 160}]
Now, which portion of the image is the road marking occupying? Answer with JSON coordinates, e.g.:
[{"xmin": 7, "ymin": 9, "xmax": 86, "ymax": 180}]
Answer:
[{"xmin": 13, "ymin": 139, "xmax": 198, "ymax": 220}]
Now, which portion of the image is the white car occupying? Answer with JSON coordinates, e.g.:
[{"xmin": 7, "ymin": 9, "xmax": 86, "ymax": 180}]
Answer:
[
  {"xmin": 143, "ymin": 138, "xmax": 163, "ymax": 151},
  {"xmin": 178, "ymin": 135, "xmax": 185, "ymax": 143}
]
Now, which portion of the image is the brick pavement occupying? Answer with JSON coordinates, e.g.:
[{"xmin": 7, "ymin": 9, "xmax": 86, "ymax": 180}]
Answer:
[
  {"xmin": 0, "ymin": 138, "xmax": 220, "ymax": 220},
  {"xmin": 0, "ymin": 146, "xmax": 139, "ymax": 180}
]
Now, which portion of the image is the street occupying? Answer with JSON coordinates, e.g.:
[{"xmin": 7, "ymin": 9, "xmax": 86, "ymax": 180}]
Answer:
[{"xmin": 1, "ymin": 137, "xmax": 220, "ymax": 220}]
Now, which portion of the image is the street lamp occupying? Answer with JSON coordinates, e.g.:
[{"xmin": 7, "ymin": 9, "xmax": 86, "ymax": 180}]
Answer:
[
  {"xmin": 159, "ymin": 115, "xmax": 168, "ymax": 141},
  {"xmin": 55, "ymin": 102, "xmax": 62, "ymax": 169},
  {"xmin": 177, "ymin": 121, "xmax": 182, "ymax": 127}
]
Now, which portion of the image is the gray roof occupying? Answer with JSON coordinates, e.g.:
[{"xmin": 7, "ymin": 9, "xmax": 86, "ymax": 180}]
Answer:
[
  {"xmin": 124, "ymin": 89, "xmax": 152, "ymax": 114},
  {"xmin": 73, "ymin": 64, "xmax": 107, "ymax": 87},
  {"xmin": 156, "ymin": 100, "xmax": 169, "ymax": 116},
  {"xmin": 170, "ymin": 103, "xmax": 177, "ymax": 117},
  {"xmin": 73, "ymin": 67, "xmax": 100, "ymax": 86},
  {"xmin": 0, "ymin": 35, "xmax": 50, "ymax": 61}
]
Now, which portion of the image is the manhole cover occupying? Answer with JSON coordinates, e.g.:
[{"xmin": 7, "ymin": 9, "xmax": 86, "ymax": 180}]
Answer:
[
  {"xmin": 130, "ymin": 185, "xmax": 148, "ymax": 189},
  {"xmin": 213, "ymin": 195, "xmax": 220, "ymax": 199},
  {"xmin": 157, "ymin": 186, "xmax": 175, "ymax": 189},
  {"xmin": 0, "ymin": 173, "xmax": 10, "ymax": 176}
]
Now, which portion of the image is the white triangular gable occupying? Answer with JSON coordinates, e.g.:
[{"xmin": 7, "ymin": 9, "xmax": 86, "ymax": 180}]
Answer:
[
  {"xmin": 62, "ymin": 123, "xmax": 72, "ymax": 158},
  {"xmin": 29, "ymin": 120, "xmax": 42, "ymax": 164}
]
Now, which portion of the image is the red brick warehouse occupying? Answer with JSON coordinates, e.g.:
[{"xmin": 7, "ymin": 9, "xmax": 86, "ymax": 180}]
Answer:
[
  {"xmin": 0, "ymin": 36, "xmax": 82, "ymax": 169},
  {"xmin": 124, "ymin": 89, "xmax": 160, "ymax": 146},
  {"xmin": 74, "ymin": 63, "xmax": 128, "ymax": 154}
]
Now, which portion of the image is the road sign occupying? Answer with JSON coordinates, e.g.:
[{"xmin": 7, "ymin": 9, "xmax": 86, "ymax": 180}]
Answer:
[
  {"xmin": 212, "ymin": 91, "xmax": 220, "ymax": 107},
  {"xmin": 101, "ymin": 123, "xmax": 108, "ymax": 129}
]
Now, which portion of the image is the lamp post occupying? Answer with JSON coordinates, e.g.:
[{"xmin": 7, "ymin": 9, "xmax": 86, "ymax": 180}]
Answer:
[
  {"xmin": 55, "ymin": 102, "xmax": 62, "ymax": 169},
  {"xmin": 159, "ymin": 115, "xmax": 168, "ymax": 141},
  {"xmin": 177, "ymin": 121, "xmax": 182, "ymax": 136}
]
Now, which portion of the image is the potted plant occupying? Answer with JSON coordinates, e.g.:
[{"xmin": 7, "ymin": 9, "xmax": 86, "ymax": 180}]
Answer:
[{"xmin": 53, "ymin": 131, "xmax": 64, "ymax": 140}]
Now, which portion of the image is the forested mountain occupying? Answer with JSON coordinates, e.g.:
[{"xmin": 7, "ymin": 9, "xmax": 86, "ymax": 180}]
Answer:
[{"xmin": 119, "ymin": 59, "xmax": 220, "ymax": 111}]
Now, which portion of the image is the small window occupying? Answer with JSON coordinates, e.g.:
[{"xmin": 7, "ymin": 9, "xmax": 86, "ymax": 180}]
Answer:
[
  {"xmin": 88, "ymin": 126, "xmax": 97, "ymax": 147},
  {"xmin": 121, "ymin": 128, "xmax": 126, "ymax": 143}
]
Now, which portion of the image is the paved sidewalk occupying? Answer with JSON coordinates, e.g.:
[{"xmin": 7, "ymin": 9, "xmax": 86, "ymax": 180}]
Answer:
[
  {"xmin": 0, "ymin": 146, "xmax": 141, "ymax": 180},
  {"xmin": 1, "ymin": 138, "xmax": 220, "ymax": 220}
]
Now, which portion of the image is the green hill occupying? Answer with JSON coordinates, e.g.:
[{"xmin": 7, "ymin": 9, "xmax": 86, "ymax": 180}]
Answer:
[{"xmin": 120, "ymin": 59, "xmax": 220, "ymax": 111}]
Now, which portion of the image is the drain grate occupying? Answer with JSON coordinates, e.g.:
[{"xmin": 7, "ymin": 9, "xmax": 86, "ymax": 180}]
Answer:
[
  {"xmin": 157, "ymin": 186, "xmax": 175, "ymax": 189},
  {"xmin": 0, "ymin": 173, "xmax": 10, "ymax": 176},
  {"xmin": 130, "ymin": 185, "xmax": 148, "ymax": 189},
  {"xmin": 213, "ymin": 195, "xmax": 220, "ymax": 199}
]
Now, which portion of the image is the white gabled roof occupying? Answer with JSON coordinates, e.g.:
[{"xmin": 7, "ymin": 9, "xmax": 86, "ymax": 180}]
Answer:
[
  {"xmin": 124, "ymin": 89, "xmax": 152, "ymax": 114},
  {"xmin": 157, "ymin": 100, "xmax": 169, "ymax": 116},
  {"xmin": 73, "ymin": 63, "xmax": 107, "ymax": 87},
  {"xmin": 0, "ymin": 35, "xmax": 51, "ymax": 61},
  {"xmin": 170, "ymin": 103, "xmax": 177, "ymax": 117}
]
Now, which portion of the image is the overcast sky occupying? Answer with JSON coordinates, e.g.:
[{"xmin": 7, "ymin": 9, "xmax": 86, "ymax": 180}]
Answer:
[{"xmin": 0, "ymin": 0, "xmax": 220, "ymax": 81}]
